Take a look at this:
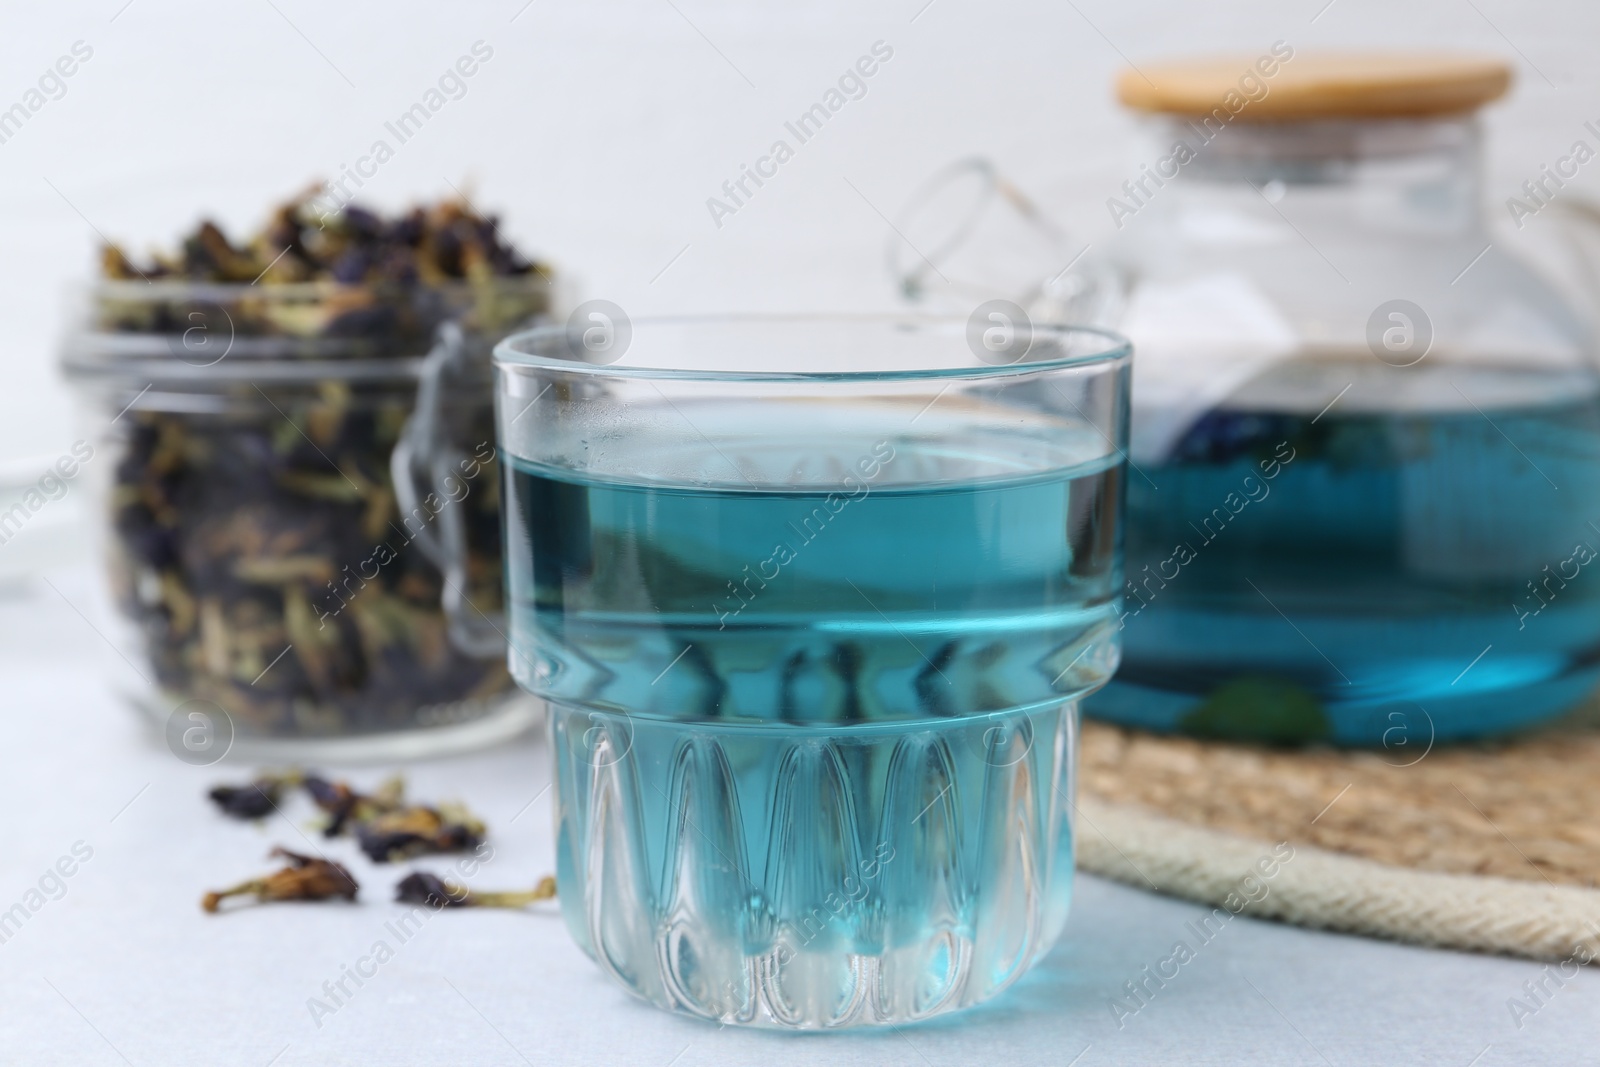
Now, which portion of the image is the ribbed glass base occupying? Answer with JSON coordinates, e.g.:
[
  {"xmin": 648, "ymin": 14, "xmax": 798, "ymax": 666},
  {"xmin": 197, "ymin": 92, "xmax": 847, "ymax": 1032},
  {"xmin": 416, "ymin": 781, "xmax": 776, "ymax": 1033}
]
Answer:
[{"xmin": 549, "ymin": 702, "xmax": 1077, "ymax": 1028}]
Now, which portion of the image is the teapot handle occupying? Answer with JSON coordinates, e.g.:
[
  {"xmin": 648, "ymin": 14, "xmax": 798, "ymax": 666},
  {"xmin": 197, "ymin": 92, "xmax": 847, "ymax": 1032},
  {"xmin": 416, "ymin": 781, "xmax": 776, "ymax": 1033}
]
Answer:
[{"xmin": 886, "ymin": 156, "xmax": 1077, "ymax": 310}]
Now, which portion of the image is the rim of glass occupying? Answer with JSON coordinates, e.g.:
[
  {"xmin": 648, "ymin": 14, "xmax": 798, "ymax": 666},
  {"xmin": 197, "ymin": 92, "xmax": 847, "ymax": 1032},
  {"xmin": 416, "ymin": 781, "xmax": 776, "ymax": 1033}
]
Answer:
[{"xmin": 493, "ymin": 313, "xmax": 1131, "ymax": 383}]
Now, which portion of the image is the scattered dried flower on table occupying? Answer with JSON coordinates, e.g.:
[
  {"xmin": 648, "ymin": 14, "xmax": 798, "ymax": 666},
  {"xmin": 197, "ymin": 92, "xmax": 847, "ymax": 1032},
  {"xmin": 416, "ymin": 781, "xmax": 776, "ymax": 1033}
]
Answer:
[
  {"xmin": 207, "ymin": 770, "xmax": 303, "ymax": 820},
  {"xmin": 395, "ymin": 871, "xmax": 556, "ymax": 909},
  {"xmin": 304, "ymin": 772, "xmax": 404, "ymax": 837},
  {"xmin": 203, "ymin": 770, "xmax": 490, "ymax": 865},
  {"xmin": 357, "ymin": 800, "xmax": 486, "ymax": 863},
  {"xmin": 202, "ymin": 847, "xmax": 359, "ymax": 913}
]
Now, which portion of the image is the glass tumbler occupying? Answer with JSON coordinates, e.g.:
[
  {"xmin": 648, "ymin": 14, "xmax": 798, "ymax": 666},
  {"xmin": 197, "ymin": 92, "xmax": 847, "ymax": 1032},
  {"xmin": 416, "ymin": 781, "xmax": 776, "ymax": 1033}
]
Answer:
[{"xmin": 495, "ymin": 316, "xmax": 1129, "ymax": 1027}]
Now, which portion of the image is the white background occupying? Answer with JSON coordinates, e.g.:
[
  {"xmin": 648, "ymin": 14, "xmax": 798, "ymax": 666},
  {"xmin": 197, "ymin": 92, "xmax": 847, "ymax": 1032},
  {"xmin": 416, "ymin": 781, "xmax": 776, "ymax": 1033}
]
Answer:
[
  {"xmin": 2, "ymin": 2, "xmax": 1599, "ymax": 1064},
  {"xmin": 4, "ymin": 0, "xmax": 1600, "ymax": 462}
]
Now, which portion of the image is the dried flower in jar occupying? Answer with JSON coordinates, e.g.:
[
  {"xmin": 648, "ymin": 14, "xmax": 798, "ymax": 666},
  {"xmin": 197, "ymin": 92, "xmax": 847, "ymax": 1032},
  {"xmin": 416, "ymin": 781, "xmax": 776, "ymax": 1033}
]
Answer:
[
  {"xmin": 87, "ymin": 187, "xmax": 551, "ymax": 744},
  {"xmin": 102, "ymin": 186, "xmax": 545, "ymax": 291},
  {"xmin": 201, "ymin": 847, "xmax": 359, "ymax": 912}
]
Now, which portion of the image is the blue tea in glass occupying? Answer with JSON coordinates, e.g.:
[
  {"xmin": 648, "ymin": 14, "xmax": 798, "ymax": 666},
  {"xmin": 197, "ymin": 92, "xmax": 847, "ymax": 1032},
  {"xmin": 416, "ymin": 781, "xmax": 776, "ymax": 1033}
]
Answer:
[{"xmin": 494, "ymin": 317, "xmax": 1129, "ymax": 1027}]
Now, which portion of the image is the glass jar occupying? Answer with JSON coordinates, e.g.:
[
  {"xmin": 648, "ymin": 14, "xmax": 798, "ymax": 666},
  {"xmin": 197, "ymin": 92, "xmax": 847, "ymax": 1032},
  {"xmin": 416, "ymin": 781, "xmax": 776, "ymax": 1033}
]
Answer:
[
  {"xmin": 1045, "ymin": 54, "xmax": 1600, "ymax": 744},
  {"xmin": 495, "ymin": 316, "xmax": 1129, "ymax": 1028},
  {"xmin": 63, "ymin": 278, "xmax": 550, "ymax": 760}
]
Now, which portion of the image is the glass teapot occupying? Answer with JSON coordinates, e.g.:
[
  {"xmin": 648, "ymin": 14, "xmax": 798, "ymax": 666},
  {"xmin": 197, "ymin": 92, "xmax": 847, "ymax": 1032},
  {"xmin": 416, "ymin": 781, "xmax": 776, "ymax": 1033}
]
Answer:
[{"xmin": 899, "ymin": 53, "xmax": 1600, "ymax": 745}]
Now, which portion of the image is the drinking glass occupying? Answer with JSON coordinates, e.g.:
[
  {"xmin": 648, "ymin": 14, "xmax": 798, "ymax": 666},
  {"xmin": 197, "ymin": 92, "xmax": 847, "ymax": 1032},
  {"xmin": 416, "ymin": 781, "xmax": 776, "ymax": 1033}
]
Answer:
[{"xmin": 494, "ymin": 315, "xmax": 1129, "ymax": 1028}]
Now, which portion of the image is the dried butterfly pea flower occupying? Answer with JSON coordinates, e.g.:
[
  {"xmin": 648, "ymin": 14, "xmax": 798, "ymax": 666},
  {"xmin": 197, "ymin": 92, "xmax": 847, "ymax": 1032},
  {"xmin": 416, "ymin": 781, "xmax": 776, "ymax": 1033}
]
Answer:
[
  {"xmin": 105, "ymin": 370, "xmax": 515, "ymax": 739},
  {"xmin": 395, "ymin": 872, "xmax": 556, "ymax": 909},
  {"xmin": 201, "ymin": 847, "xmax": 359, "ymax": 913},
  {"xmin": 87, "ymin": 186, "xmax": 550, "ymax": 748},
  {"xmin": 103, "ymin": 185, "xmax": 545, "ymax": 291},
  {"xmin": 292, "ymin": 772, "xmax": 481, "ymax": 862},
  {"xmin": 304, "ymin": 772, "xmax": 405, "ymax": 837},
  {"xmin": 207, "ymin": 770, "xmax": 303, "ymax": 820},
  {"xmin": 302, "ymin": 774, "xmax": 358, "ymax": 835},
  {"xmin": 356, "ymin": 801, "xmax": 486, "ymax": 863}
]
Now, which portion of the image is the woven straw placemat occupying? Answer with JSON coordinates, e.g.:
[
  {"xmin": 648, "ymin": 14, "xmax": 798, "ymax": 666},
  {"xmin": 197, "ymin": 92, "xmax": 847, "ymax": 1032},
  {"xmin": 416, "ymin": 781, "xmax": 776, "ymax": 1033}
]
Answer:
[{"xmin": 1075, "ymin": 704, "xmax": 1600, "ymax": 963}]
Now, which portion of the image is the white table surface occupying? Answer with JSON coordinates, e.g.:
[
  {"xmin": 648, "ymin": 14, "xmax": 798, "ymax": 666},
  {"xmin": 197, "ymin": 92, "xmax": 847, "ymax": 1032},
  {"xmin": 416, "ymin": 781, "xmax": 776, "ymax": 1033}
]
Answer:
[{"xmin": 0, "ymin": 565, "xmax": 1594, "ymax": 1067}]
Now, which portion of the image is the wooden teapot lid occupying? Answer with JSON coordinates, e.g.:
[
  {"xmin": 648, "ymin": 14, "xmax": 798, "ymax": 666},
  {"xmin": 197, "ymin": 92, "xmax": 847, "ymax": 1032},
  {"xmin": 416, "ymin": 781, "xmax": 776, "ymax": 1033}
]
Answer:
[{"xmin": 1117, "ymin": 52, "xmax": 1512, "ymax": 120}]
